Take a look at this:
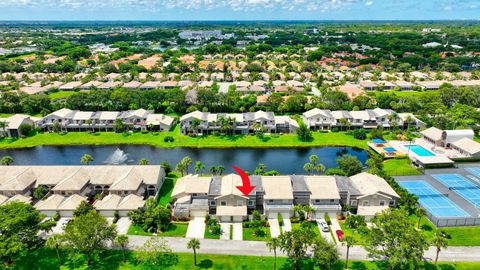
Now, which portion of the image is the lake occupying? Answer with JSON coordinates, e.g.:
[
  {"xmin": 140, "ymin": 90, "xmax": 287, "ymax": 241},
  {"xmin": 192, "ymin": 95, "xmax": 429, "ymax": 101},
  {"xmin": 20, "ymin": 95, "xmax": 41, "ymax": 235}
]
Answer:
[{"xmin": 0, "ymin": 145, "xmax": 368, "ymax": 174}]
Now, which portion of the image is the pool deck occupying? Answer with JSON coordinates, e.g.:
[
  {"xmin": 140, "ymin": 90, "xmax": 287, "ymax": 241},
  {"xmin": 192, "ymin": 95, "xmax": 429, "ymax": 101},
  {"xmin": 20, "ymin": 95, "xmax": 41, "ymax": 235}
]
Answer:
[{"xmin": 395, "ymin": 164, "xmax": 480, "ymax": 222}]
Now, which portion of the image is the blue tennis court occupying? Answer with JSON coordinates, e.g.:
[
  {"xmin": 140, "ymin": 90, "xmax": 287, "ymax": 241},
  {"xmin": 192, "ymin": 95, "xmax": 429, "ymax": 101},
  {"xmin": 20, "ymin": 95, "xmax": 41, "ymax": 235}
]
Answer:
[
  {"xmin": 399, "ymin": 181, "xmax": 469, "ymax": 217},
  {"xmin": 432, "ymin": 174, "xmax": 480, "ymax": 208},
  {"xmin": 466, "ymin": 168, "xmax": 480, "ymax": 177}
]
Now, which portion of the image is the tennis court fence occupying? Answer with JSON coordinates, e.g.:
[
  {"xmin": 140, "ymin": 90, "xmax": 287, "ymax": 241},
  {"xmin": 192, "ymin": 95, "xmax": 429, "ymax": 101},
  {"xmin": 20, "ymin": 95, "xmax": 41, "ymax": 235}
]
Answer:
[{"xmin": 426, "ymin": 211, "xmax": 480, "ymax": 227}]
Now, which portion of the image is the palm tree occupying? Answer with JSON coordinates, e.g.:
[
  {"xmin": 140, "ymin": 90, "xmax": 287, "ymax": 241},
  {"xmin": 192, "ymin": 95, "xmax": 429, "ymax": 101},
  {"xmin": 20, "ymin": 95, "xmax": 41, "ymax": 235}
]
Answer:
[
  {"xmin": 303, "ymin": 162, "xmax": 313, "ymax": 175},
  {"xmin": 46, "ymin": 234, "xmax": 64, "ymax": 265},
  {"xmin": 114, "ymin": 235, "xmax": 129, "ymax": 263},
  {"xmin": 432, "ymin": 231, "xmax": 448, "ymax": 267},
  {"xmin": 314, "ymin": 164, "xmax": 325, "ymax": 175},
  {"xmin": 1, "ymin": 155, "xmax": 14, "ymax": 166},
  {"xmin": 0, "ymin": 121, "xmax": 6, "ymax": 133},
  {"xmin": 343, "ymin": 236, "xmax": 355, "ymax": 269},
  {"xmin": 194, "ymin": 161, "xmax": 205, "ymax": 176},
  {"xmin": 191, "ymin": 118, "xmax": 201, "ymax": 135},
  {"xmin": 266, "ymin": 237, "xmax": 280, "ymax": 270},
  {"xmin": 309, "ymin": 154, "xmax": 319, "ymax": 166},
  {"xmin": 209, "ymin": 166, "xmax": 217, "ymax": 176},
  {"xmin": 80, "ymin": 154, "xmax": 94, "ymax": 165},
  {"xmin": 181, "ymin": 156, "xmax": 193, "ymax": 174},
  {"xmin": 216, "ymin": 165, "xmax": 225, "ymax": 175},
  {"xmin": 139, "ymin": 159, "xmax": 149, "ymax": 165},
  {"xmin": 416, "ymin": 208, "xmax": 427, "ymax": 229},
  {"xmin": 303, "ymin": 205, "xmax": 314, "ymax": 220},
  {"xmin": 187, "ymin": 238, "xmax": 200, "ymax": 266}
]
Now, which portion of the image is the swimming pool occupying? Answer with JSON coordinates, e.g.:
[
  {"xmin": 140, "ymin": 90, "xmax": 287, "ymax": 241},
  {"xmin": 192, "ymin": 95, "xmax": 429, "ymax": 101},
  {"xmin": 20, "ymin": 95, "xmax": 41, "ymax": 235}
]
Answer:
[{"xmin": 405, "ymin": 145, "xmax": 436, "ymax": 157}]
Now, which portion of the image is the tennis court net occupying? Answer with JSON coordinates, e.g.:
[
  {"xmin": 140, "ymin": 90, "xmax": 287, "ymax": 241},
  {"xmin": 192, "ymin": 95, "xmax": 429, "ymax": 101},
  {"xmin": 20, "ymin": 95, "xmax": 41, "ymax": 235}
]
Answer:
[{"xmin": 417, "ymin": 194, "xmax": 449, "ymax": 198}]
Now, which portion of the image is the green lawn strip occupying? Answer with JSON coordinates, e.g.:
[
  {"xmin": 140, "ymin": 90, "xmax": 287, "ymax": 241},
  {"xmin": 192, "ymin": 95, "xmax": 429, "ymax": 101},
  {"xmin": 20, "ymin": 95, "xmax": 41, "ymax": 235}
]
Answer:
[
  {"xmin": 242, "ymin": 226, "xmax": 271, "ymax": 241},
  {"xmin": 48, "ymin": 91, "xmax": 76, "ymax": 100},
  {"xmin": 0, "ymin": 127, "xmax": 368, "ymax": 150},
  {"xmin": 339, "ymin": 220, "xmax": 366, "ymax": 245},
  {"xmin": 13, "ymin": 248, "xmax": 480, "ymax": 270},
  {"xmin": 0, "ymin": 113, "xmax": 14, "ymax": 118},
  {"xmin": 157, "ymin": 172, "xmax": 180, "ymax": 206},
  {"xmin": 127, "ymin": 222, "xmax": 188, "ymax": 237},
  {"xmin": 383, "ymin": 158, "xmax": 420, "ymax": 176},
  {"xmin": 204, "ymin": 228, "xmax": 221, "ymax": 239}
]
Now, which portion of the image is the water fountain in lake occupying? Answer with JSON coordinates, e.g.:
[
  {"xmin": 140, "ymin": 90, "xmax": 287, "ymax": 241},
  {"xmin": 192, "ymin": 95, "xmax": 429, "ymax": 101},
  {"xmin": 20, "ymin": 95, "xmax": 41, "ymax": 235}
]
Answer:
[{"xmin": 104, "ymin": 148, "xmax": 129, "ymax": 165}]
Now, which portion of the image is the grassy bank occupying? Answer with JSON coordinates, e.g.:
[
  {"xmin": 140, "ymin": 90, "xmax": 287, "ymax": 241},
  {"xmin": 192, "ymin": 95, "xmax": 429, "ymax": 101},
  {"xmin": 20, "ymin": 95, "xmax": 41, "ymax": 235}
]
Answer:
[
  {"xmin": 12, "ymin": 249, "xmax": 480, "ymax": 270},
  {"xmin": 383, "ymin": 158, "xmax": 421, "ymax": 176},
  {"xmin": 0, "ymin": 127, "xmax": 368, "ymax": 150}
]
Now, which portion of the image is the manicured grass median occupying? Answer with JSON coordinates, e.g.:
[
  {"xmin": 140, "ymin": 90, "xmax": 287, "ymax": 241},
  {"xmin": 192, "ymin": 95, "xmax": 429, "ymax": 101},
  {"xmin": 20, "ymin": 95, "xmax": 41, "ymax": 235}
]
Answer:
[
  {"xmin": 127, "ymin": 222, "xmax": 188, "ymax": 238},
  {"xmin": 48, "ymin": 90, "xmax": 77, "ymax": 100},
  {"xmin": 12, "ymin": 248, "xmax": 480, "ymax": 270},
  {"xmin": 383, "ymin": 158, "xmax": 420, "ymax": 176},
  {"xmin": 243, "ymin": 226, "xmax": 271, "ymax": 241},
  {"xmin": 0, "ymin": 126, "xmax": 368, "ymax": 150}
]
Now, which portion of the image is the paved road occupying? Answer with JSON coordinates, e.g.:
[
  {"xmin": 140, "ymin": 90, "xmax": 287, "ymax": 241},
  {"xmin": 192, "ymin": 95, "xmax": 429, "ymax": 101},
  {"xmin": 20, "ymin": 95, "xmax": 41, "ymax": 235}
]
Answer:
[{"xmin": 127, "ymin": 235, "xmax": 480, "ymax": 262}]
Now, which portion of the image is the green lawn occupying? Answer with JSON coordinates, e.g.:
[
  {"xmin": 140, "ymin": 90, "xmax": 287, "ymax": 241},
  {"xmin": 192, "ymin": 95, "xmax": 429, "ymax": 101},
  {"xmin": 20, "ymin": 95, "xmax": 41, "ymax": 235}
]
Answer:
[
  {"xmin": 48, "ymin": 91, "xmax": 77, "ymax": 100},
  {"xmin": 373, "ymin": 90, "xmax": 439, "ymax": 98},
  {"xmin": 11, "ymin": 248, "xmax": 480, "ymax": 270},
  {"xmin": 0, "ymin": 126, "xmax": 368, "ymax": 150},
  {"xmin": 127, "ymin": 222, "xmax": 188, "ymax": 238},
  {"xmin": 204, "ymin": 229, "xmax": 221, "ymax": 239},
  {"xmin": 158, "ymin": 172, "xmax": 180, "ymax": 206},
  {"xmin": 383, "ymin": 158, "xmax": 420, "ymax": 176},
  {"xmin": 243, "ymin": 226, "xmax": 271, "ymax": 241}
]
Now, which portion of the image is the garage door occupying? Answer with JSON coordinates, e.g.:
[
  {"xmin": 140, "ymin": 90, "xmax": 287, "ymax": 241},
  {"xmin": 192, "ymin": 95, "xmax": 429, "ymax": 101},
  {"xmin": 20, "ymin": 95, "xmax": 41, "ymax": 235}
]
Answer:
[
  {"xmin": 191, "ymin": 210, "xmax": 207, "ymax": 218},
  {"xmin": 268, "ymin": 212, "xmax": 278, "ymax": 219},
  {"xmin": 220, "ymin": 216, "xmax": 231, "ymax": 222},
  {"xmin": 233, "ymin": 216, "xmax": 243, "ymax": 222}
]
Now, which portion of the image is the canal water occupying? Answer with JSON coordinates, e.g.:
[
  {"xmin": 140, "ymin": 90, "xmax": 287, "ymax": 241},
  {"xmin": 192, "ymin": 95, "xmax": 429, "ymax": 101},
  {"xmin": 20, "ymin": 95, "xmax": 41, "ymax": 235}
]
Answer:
[{"xmin": 0, "ymin": 145, "xmax": 368, "ymax": 174}]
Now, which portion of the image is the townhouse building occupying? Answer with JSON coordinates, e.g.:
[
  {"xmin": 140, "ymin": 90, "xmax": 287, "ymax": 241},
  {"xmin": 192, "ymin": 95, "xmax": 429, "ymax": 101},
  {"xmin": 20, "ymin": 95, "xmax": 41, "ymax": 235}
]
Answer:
[
  {"xmin": 171, "ymin": 172, "xmax": 399, "ymax": 222},
  {"xmin": 302, "ymin": 108, "xmax": 425, "ymax": 130},
  {"xmin": 0, "ymin": 165, "xmax": 165, "ymax": 217},
  {"xmin": 37, "ymin": 108, "xmax": 175, "ymax": 132},
  {"xmin": 179, "ymin": 110, "xmax": 299, "ymax": 135}
]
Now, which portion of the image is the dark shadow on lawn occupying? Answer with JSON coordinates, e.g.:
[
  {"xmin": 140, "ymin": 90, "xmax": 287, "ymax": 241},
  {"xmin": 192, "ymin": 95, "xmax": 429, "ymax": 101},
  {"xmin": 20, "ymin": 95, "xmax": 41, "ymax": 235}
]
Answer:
[{"xmin": 198, "ymin": 259, "xmax": 213, "ymax": 269}]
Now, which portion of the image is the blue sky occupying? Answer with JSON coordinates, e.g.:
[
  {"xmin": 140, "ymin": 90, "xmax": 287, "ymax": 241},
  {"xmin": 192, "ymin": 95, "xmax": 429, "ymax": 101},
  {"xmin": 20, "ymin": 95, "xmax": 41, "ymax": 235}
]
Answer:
[{"xmin": 0, "ymin": 0, "xmax": 478, "ymax": 21}]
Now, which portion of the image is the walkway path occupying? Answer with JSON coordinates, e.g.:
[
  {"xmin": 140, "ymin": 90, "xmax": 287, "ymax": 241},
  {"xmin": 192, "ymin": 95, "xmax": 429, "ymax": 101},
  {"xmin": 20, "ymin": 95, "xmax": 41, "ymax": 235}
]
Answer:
[
  {"xmin": 127, "ymin": 235, "xmax": 480, "ymax": 262},
  {"xmin": 220, "ymin": 223, "xmax": 231, "ymax": 240},
  {"xmin": 282, "ymin": 218, "xmax": 292, "ymax": 233},
  {"xmin": 232, "ymin": 223, "xmax": 243, "ymax": 241}
]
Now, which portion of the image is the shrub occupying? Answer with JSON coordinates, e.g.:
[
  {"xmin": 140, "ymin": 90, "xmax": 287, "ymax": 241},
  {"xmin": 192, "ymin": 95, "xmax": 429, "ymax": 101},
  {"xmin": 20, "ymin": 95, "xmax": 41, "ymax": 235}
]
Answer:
[
  {"xmin": 352, "ymin": 128, "xmax": 367, "ymax": 140},
  {"xmin": 53, "ymin": 212, "xmax": 61, "ymax": 222},
  {"xmin": 331, "ymin": 127, "xmax": 339, "ymax": 132},
  {"xmin": 278, "ymin": 213, "xmax": 284, "ymax": 227},
  {"xmin": 163, "ymin": 136, "xmax": 175, "ymax": 142},
  {"xmin": 113, "ymin": 210, "xmax": 120, "ymax": 224}
]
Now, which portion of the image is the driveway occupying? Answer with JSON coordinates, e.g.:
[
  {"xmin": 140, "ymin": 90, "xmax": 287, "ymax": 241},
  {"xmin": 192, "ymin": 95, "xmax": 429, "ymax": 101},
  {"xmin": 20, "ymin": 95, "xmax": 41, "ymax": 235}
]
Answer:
[
  {"xmin": 50, "ymin": 217, "xmax": 71, "ymax": 235},
  {"xmin": 316, "ymin": 218, "xmax": 333, "ymax": 243},
  {"xmin": 281, "ymin": 218, "xmax": 292, "ymax": 233},
  {"xmin": 268, "ymin": 218, "xmax": 281, "ymax": 238},
  {"xmin": 115, "ymin": 217, "xmax": 131, "ymax": 235},
  {"xmin": 220, "ymin": 223, "xmax": 231, "ymax": 240},
  {"xmin": 232, "ymin": 223, "xmax": 243, "ymax": 241},
  {"xmin": 186, "ymin": 217, "xmax": 205, "ymax": 239},
  {"xmin": 329, "ymin": 214, "xmax": 342, "ymax": 242}
]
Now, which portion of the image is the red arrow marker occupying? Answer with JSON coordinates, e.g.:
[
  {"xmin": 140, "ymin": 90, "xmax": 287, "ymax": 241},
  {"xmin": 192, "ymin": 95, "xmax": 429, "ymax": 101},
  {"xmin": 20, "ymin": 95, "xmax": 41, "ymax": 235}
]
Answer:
[{"xmin": 232, "ymin": 165, "xmax": 256, "ymax": 196}]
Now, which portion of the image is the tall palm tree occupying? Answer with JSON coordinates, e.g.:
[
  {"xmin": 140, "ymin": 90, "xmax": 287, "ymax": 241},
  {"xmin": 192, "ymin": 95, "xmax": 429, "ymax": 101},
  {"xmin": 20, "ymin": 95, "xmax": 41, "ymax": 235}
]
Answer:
[
  {"xmin": 1, "ymin": 155, "xmax": 14, "ymax": 166},
  {"xmin": 181, "ymin": 156, "xmax": 193, "ymax": 174},
  {"xmin": 343, "ymin": 236, "xmax": 355, "ymax": 269},
  {"xmin": 114, "ymin": 235, "xmax": 129, "ymax": 263},
  {"xmin": 187, "ymin": 238, "xmax": 201, "ymax": 266},
  {"xmin": 314, "ymin": 164, "xmax": 326, "ymax": 175},
  {"xmin": 216, "ymin": 165, "xmax": 225, "ymax": 175},
  {"xmin": 209, "ymin": 166, "xmax": 217, "ymax": 176},
  {"xmin": 416, "ymin": 208, "xmax": 427, "ymax": 229},
  {"xmin": 266, "ymin": 237, "xmax": 280, "ymax": 270},
  {"xmin": 80, "ymin": 154, "xmax": 94, "ymax": 165},
  {"xmin": 309, "ymin": 154, "xmax": 319, "ymax": 166},
  {"xmin": 194, "ymin": 161, "xmax": 205, "ymax": 176},
  {"xmin": 432, "ymin": 231, "xmax": 448, "ymax": 267},
  {"xmin": 303, "ymin": 163, "xmax": 313, "ymax": 175},
  {"xmin": 46, "ymin": 234, "xmax": 64, "ymax": 265},
  {"xmin": 139, "ymin": 159, "xmax": 149, "ymax": 165}
]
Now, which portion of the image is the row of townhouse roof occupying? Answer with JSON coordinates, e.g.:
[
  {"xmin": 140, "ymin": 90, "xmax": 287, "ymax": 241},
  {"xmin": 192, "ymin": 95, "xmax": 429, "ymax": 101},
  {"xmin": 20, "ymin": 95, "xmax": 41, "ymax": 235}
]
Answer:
[
  {"xmin": 0, "ymin": 165, "xmax": 165, "ymax": 217},
  {"xmin": 37, "ymin": 108, "xmax": 175, "ymax": 133},
  {"xmin": 179, "ymin": 110, "xmax": 299, "ymax": 135},
  {"xmin": 302, "ymin": 108, "xmax": 425, "ymax": 130},
  {"xmin": 172, "ymin": 172, "xmax": 399, "ymax": 222}
]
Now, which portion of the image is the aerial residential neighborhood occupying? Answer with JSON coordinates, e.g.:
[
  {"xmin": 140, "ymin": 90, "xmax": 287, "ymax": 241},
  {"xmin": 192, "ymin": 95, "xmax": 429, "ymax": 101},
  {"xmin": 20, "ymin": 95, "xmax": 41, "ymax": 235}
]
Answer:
[{"xmin": 0, "ymin": 1, "xmax": 480, "ymax": 270}]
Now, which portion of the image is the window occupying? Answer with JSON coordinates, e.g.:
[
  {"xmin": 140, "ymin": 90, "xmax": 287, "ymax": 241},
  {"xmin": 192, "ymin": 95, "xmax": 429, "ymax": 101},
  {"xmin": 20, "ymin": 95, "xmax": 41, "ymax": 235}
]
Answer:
[
  {"xmin": 362, "ymin": 201, "xmax": 369, "ymax": 206},
  {"xmin": 269, "ymin": 200, "xmax": 274, "ymax": 203},
  {"xmin": 330, "ymin": 199, "xmax": 334, "ymax": 203},
  {"xmin": 350, "ymin": 200, "xmax": 357, "ymax": 206},
  {"xmin": 379, "ymin": 200, "xmax": 385, "ymax": 206},
  {"xmin": 248, "ymin": 200, "xmax": 255, "ymax": 206},
  {"xmin": 220, "ymin": 201, "xmax": 226, "ymax": 206},
  {"xmin": 210, "ymin": 201, "xmax": 216, "ymax": 206},
  {"xmin": 389, "ymin": 200, "xmax": 395, "ymax": 206},
  {"xmin": 315, "ymin": 199, "xmax": 320, "ymax": 203}
]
